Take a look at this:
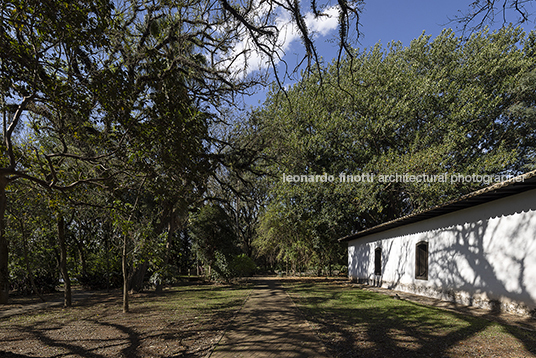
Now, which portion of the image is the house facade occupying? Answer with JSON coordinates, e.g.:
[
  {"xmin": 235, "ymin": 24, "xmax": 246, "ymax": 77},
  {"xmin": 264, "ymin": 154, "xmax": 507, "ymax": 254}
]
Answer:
[{"xmin": 341, "ymin": 172, "xmax": 536, "ymax": 316}]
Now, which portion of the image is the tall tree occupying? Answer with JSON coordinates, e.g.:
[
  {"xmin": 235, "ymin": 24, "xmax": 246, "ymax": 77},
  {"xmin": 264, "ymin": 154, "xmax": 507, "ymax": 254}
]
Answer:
[
  {"xmin": 0, "ymin": 0, "xmax": 114, "ymax": 304},
  {"xmin": 189, "ymin": 203, "xmax": 238, "ymax": 281},
  {"xmin": 255, "ymin": 26, "xmax": 536, "ymax": 271}
]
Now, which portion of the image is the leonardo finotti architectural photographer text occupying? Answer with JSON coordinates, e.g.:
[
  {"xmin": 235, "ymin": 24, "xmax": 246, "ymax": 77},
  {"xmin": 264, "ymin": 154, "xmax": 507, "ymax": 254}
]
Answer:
[{"xmin": 281, "ymin": 173, "xmax": 524, "ymax": 185}]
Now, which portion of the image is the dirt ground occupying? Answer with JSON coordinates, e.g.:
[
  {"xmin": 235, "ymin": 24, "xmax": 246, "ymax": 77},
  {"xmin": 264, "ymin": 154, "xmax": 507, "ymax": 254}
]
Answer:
[
  {"xmin": 0, "ymin": 279, "xmax": 535, "ymax": 357},
  {"xmin": 0, "ymin": 285, "xmax": 249, "ymax": 358}
]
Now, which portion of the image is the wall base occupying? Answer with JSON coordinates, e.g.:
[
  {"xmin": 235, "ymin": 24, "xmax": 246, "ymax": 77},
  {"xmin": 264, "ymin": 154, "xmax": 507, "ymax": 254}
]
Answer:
[{"xmin": 351, "ymin": 276, "xmax": 536, "ymax": 318}]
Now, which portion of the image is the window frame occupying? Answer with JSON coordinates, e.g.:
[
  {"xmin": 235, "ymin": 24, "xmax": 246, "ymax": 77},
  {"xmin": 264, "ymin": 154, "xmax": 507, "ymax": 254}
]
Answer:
[
  {"xmin": 415, "ymin": 241, "xmax": 429, "ymax": 280},
  {"xmin": 374, "ymin": 247, "xmax": 382, "ymax": 276}
]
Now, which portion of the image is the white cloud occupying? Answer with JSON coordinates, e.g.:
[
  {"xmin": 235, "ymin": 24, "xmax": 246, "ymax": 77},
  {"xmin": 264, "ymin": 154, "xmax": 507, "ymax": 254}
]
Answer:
[
  {"xmin": 221, "ymin": 5, "xmax": 340, "ymax": 76},
  {"xmin": 305, "ymin": 6, "xmax": 340, "ymax": 36}
]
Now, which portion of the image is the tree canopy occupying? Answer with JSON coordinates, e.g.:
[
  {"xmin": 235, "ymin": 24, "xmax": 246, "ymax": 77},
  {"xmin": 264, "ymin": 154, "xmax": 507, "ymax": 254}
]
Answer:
[
  {"xmin": 0, "ymin": 0, "xmax": 359, "ymax": 304},
  {"xmin": 253, "ymin": 26, "xmax": 536, "ymax": 272}
]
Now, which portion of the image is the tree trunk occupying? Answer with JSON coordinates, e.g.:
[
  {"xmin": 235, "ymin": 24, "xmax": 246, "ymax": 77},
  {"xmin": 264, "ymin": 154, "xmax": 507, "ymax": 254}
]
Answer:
[
  {"xmin": 76, "ymin": 237, "xmax": 87, "ymax": 277},
  {"xmin": 129, "ymin": 262, "xmax": 147, "ymax": 292},
  {"xmin": 156, "ymin": 209, "xmax": 175, "ymax": 293},
  {"xmin": 105, "ymin": 224, "xmax": 110, "ymax": 291},
  {"xmin": 122, "ymin": 235, "xmax": 129, "ymax": 313},
  {"xmin": 57, "ymin": 216, "xmax": 71, "ymax": 307},
  {"xmin": 0, "ymin": 177, "xmax": 9, "ymax": 304},
  {"xmin": 21, "ymin": 220, "xmax": 45, "ymax": 302}
]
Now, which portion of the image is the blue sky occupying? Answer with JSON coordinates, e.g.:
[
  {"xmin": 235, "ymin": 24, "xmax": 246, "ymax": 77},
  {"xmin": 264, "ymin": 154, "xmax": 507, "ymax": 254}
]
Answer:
[
  {"xmin": 358, "ymin": 0, "xmax": 473, "ymax": 46},
  {"xmin": 357, "ymin": 0, "xmax": 533, "ymax": 47},
  {"xmin": 243, "ymin": 0, "xmax": 535, "ymax": 107}
]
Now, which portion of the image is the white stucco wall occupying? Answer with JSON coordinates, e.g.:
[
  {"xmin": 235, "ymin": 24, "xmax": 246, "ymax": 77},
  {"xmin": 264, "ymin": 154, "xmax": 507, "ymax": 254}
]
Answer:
[{"xmin": 347, "ymin": 188, "xmax": 536, "ymax": 316}]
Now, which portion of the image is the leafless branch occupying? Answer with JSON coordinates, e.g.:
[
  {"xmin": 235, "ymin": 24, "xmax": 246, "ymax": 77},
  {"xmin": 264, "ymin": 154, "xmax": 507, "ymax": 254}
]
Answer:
[{"xmin": 448, "ymin": 0, "xmax": 534, "ymax": 36}]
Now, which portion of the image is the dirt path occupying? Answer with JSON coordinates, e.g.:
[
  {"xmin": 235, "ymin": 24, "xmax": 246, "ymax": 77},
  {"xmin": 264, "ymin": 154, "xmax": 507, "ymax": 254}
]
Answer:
[{"xmin": 209, "ymin": 279, "xmax": 331, "ymax": 358}]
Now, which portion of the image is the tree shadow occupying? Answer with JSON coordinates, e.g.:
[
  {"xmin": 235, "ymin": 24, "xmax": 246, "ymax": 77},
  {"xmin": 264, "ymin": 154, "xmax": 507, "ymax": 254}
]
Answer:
[
  {"xmin": 287, "ymin": 281, "xmax": 536, "ymax": 357},
  {"xmin": 0, "ymin": 351, "xmax": 36, "ymax": 358},
  {"xmin": 210, "ymin": 279, "xmax": 330, "ymax": 357},
  {"xmin": 346, "ymin": 192, "xmax": 536, "ymax": 353},
  {"xmin": 0, "ymin": 284, "xmax": 253, "ymax": 357}
]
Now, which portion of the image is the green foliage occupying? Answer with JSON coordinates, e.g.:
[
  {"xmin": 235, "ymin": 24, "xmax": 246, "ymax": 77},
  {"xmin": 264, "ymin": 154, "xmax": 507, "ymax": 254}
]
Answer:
[
  {"xmin": 255, "ymin": 26, "xmax": 536, "ymax": 272},
  {"xmin": 190, "ymin": 204, "xmax": 240, "ymax": 281},
  {"xmin": 5, "ymin": 181, "xmax": 58, "ymax": 294},
  {"xmin": 230, "ymin": 254, "xmax": 257, "ymax": 277}
]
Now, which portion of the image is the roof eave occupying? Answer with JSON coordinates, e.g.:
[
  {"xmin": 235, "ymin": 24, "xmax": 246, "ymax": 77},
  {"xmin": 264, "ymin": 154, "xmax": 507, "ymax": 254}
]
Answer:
[{"xmin": 339, "ymin": 170, "xmax": 536, "ymax": 243}]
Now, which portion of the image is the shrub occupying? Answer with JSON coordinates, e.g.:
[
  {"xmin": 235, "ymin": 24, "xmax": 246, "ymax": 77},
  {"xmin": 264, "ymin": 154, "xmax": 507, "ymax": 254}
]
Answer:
[
  {"xmin": 78, "ymin": 271, "xmax": 122, "ymax": 290},
  {"xmin": 230, "ymin": 254, "xmax": 256, "ymax": 277}
]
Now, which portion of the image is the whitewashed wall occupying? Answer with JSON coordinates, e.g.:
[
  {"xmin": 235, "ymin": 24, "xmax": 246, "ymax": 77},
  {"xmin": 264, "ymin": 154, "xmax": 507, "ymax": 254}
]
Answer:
[{"xmin": 347, "ymin": 188, "xmax": 536, "ymax": 316}]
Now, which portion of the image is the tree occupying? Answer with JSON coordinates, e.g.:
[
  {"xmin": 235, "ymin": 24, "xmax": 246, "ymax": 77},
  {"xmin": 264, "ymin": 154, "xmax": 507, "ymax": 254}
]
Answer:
[
  {"xmin": 254, "ymin": 26, "xmax": 536, "ymax": 271},
  {"xmin": 0, "ymin": 0, "xmax": 114, "ymax": 304},
  {"xmin": 189, "ymin": 204, "xmax": 238, "ymax": 281},
  {"xmin": 94, "ymin": 4, "xmax": 214, "ymax": 310}
]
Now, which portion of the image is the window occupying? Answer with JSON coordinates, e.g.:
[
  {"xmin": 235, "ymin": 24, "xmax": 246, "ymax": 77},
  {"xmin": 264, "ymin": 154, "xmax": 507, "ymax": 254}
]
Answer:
[
  {"xmin": 374, "ymin": 247, "xmax": 382, "ymax": 275},
  {"xmin": 415, "ymin": 241, "xmax": 428, "ymax": 280}
]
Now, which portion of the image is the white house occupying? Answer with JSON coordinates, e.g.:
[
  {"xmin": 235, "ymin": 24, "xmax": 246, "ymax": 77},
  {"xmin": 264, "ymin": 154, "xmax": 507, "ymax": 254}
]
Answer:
[{"xmin": 340, "ymin": 171, "xmax": 536, "ymax": 316}]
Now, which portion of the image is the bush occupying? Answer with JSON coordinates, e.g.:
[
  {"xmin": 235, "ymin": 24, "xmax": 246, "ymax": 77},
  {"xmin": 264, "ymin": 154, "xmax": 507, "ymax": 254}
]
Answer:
[
  {"xmin": 204, "ymin": 253, "xmax": 257, "ymax": 282},
  {"xmin": 208, "ymin": 251, "xmax": 232, "ymax": 282},
  {"xmin": 230, "ymin": 254, "xmax": 256, "ymax": 277},
  {"xmin": 9, "ymin": 269, "xmax": 58, "ymax": 295},
  {"xmin": 78, "ymin": 271, "xmax": 122, "ymax": 290}
]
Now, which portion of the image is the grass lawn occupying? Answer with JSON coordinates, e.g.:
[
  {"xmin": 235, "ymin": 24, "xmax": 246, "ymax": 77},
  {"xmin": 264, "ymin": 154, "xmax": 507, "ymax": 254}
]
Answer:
[
  {"xmin": 284, "ymin": 279, "xmax": 536, "ymax": 358},
  {"xmin": 0, "ymin": 283, "xmax": 251, "ymax": 357}
]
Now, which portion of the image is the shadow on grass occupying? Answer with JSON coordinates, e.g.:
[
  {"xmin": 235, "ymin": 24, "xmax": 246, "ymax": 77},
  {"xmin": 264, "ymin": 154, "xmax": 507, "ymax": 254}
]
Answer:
[{"xmin": 286, "ymin": 282, "xmax": 536, "ymax": 358}]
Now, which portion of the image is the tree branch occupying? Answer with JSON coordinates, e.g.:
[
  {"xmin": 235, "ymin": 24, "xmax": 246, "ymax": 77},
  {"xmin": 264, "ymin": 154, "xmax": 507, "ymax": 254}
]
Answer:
[{"xmin": 5, "ymin": 95, "xmax": 34, "ymax": 171}]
